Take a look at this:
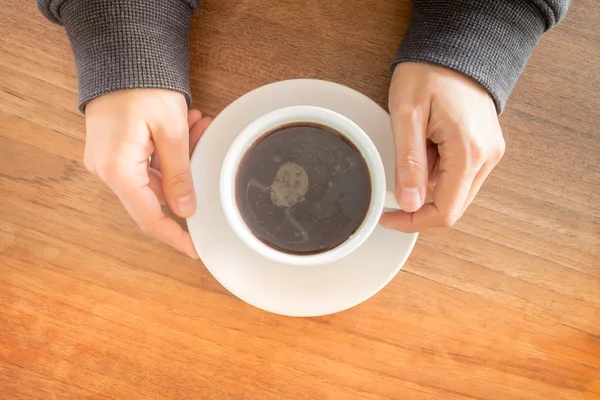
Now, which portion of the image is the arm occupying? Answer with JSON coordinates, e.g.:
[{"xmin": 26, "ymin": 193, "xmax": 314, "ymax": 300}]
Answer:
[
  {"xmin": 37, "ymin": 0, "xmax": 201, "ymax": 112},
  {"xmin": 382, "ymin": 1, "xmax": 570, "ymax": 232},
  {"xmin": 391, "ymin": 0, "xmax": 570, "ymax": 112},
  {"xmin": 37, "ymin": 0, "xmax": 210, "ymax": 258}
]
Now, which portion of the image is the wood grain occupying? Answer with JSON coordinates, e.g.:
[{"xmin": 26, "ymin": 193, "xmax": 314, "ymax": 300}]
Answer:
[{"xmin": 1, "ymin": 1, "xmax": 599, "ymax": 399}]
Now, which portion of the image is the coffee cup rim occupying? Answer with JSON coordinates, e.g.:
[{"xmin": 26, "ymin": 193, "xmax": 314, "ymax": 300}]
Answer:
[{"xmin": 220, "ymin": 105, "xmax": 387, "ymax": 266}]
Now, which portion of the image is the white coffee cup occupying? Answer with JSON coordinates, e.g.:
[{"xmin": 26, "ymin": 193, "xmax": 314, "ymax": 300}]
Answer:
[{"xmin": 220, "ymin": 105, "xmax": 400, "ymax": 266}]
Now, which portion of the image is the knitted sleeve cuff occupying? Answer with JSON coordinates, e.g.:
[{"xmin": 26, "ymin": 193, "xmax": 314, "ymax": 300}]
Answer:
[
  {"xmin": 391, "ymin": 0, "xmax": 552, "ymax": 113},
  {"xmin": 48, "ymin": 0, "xmax": 196, "ymax": 113}
]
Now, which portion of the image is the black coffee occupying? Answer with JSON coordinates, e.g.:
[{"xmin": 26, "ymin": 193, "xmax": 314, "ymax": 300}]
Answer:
[{"xmin": 235, "ymin": 123, "xmax": 371, "ymax": 255}]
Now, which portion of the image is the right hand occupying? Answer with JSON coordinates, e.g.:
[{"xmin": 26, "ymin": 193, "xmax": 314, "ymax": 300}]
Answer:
[
  {"xmin": 381, "ymin": 63, "xmax": 505, "ymax": 232},
  {"xmin": 84, "ymin": 89, "xmax": 212, "ymax": 258}
]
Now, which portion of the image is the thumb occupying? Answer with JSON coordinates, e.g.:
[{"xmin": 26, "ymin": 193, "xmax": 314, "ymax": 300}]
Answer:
[
  {"xmin": 391, "ymin": 106, "xmax": 429, "ymax": 212},
  {"xmin": 153, "ymin": 119, "xmax": 196, "ymax": 218}
]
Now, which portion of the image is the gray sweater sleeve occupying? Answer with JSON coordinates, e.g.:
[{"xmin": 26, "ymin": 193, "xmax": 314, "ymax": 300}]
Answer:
[
  {"xmin": 37, "ymin": 0, "xmax": 201, "ymax": 112},
  {"xmin": 37, "ymin": 0, "xmax": 569, "ymax": 114},
  {"xmin": 392, "ymin": 0, "xmax": 570, "ymax": 112}
]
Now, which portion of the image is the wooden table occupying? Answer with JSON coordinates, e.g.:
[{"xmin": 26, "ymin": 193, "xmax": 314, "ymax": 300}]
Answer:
[{"xmin": 1, "ymin": 1, "xmax": 598, "ymax": 399}]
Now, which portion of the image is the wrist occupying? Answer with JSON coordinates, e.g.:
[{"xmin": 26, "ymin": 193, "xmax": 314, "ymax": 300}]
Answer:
[{"xmin": 85, "ymin": 89, "xmax": 187, "ymax": 116}]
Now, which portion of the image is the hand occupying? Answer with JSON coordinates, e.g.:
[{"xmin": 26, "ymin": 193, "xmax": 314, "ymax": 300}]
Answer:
[
  {"xmin": 381, "ymin": 62, "xmax": 505, "ymax": 232},
  {"xmin": 84, "ymin": 89, "xmax": 212, "ymax": 257}
]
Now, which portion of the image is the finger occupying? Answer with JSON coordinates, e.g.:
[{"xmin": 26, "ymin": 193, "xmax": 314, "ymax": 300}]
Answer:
[
  {"xmin": 149, "ymin": 113, "xmax": 210, "ymax": 171},
  {"xmin": 429, "ymin": 160, "xmax": 440, "ymax": 188},
  {"xmin": 189, "ymin": 117, "xmax": 212, "ymax": 156},
  {"xmin": 391, "ymin": 105, "xmax": 429, "ymax": 212},
  {"xmin": 427, "ymin": 144, "xmax": 440, "ymax": 187},
  {"xmin": 382, "ymin": 154, "xmax": 475, "ymax": 232},
  {"xmin": 150, "ymin": 153, "xmax": 160, "ymax": 171},
  {"xmin": 148, "ymin": 167, "xmax": 167, "ymax": 205},
  {"xmin": 187, "ymin": 109, "xmax": 203, "ymax": 128},
  {"xmin": 120, "ymin": 183, "xmax": 199, "ymax": 259},
  {"xmin": 152, "ymin": 120, "xmax": 196, "ymax": 218},
  {"xmin": 462, "ymin": 162, "xmax": 495, "ymax": 214}
]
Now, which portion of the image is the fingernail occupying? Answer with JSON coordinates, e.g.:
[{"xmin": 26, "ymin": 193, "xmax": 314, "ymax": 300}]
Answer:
[
  {"xmin": 177, "ymin": 194, "xmax": 195, "ymax": 216},
  {"xmin": 400, "ymin": 187, "xmax": 422, "ymax": 211},
  {"xmin": 187, "ymin": 251, "xmax": 199, "ymax": 260}
]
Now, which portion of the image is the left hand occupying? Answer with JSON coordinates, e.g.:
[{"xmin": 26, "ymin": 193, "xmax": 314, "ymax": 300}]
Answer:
[
  {"xmin": 381, "ymin": 62, "xmax": 506, "ymax": 232},
  {"xmin": 84, "ymin": 89, "xmax": 212, "ymax": 257}
]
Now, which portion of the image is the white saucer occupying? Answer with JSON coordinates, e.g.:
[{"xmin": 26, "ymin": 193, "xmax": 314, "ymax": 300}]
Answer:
[{"xmin": 187, "ymin": 79, "xmax": 418, "ymax": 317}]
